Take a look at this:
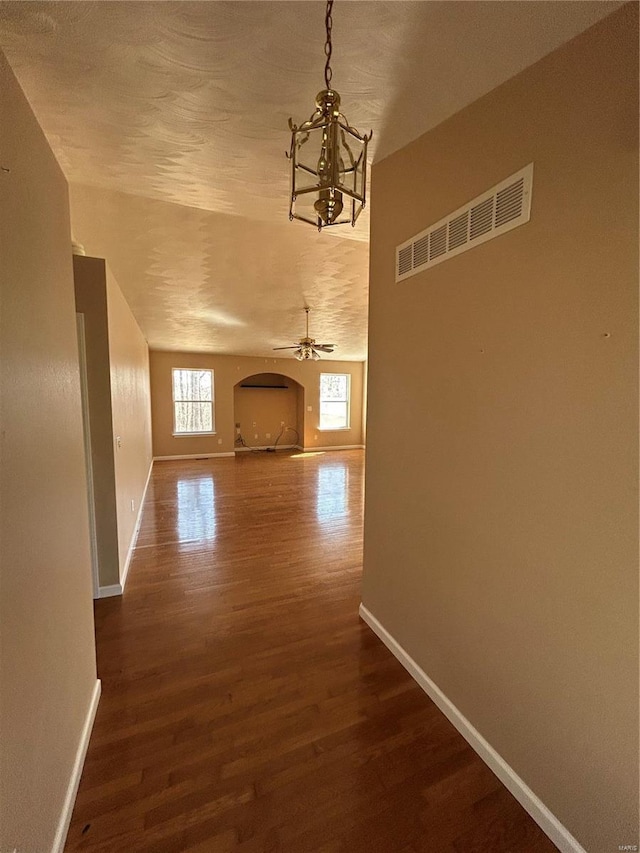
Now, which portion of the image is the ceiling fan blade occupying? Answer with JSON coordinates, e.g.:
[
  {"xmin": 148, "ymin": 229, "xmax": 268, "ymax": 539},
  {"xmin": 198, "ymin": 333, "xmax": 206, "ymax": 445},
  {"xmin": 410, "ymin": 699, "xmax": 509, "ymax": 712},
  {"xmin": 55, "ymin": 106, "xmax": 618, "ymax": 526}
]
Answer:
[
  {"xmin": 314, "ymin": 344, "xmax": 335, "ymax": 352},
  {"xmin": 273, "ymin": 345, "xmax": 300, "ymax": 350}
]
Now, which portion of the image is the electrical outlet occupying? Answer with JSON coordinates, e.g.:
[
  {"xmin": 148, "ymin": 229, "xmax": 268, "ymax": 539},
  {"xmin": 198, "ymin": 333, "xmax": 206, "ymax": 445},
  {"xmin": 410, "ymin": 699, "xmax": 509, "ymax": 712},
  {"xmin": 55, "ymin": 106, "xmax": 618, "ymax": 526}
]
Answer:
[
  {"xmin": 217, "ymin": 438, "xmax": 223, "ymax": 445},
  {"xmin": 130, "ymin": 499, "xmax": 135, "ymax": 512},
  {"xmin": 252, "ymin": 421, "xmax": 256, "ymax": 427},
  {"xmin": 314, "ymin": 434, "xmax": 318, "ymax": 440},
  {"xmin": 307, "ymin": 406, "xmax": 312, "ymax": 412},
  {"xmin": 254, "ymin": 433, "xmax": 258, "ymax": 439},
  {"xmin": 116, "ymin": 435, "xmax": 122, "ymax": 449},
  {"xmin": 265, "ymin": 433, "xmax": 271, "ymax": 439},
  {"xmin": 280, "ymin": 421, "xmax": 285, "ymax": 426},
  {"xmin": 236, "ymin": 427, "xmax": 241, "ymax": 434}
]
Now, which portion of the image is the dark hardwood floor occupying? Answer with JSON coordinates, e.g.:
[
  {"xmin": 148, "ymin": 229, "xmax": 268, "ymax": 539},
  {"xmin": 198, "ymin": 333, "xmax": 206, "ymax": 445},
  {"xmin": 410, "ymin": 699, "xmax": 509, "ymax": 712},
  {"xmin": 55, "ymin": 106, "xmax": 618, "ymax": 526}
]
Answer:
[{"xmin": 66, "ymin": 449, "xmax": 558, "ymax": 852}]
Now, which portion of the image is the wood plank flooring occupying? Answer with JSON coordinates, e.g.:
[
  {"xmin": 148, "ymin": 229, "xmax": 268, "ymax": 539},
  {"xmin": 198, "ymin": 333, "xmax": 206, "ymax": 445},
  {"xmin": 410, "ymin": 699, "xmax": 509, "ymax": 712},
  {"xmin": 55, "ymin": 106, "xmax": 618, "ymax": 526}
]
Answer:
[{"xmin": 66, "ymin": 449, "xmax": 558, "ymax": 853}]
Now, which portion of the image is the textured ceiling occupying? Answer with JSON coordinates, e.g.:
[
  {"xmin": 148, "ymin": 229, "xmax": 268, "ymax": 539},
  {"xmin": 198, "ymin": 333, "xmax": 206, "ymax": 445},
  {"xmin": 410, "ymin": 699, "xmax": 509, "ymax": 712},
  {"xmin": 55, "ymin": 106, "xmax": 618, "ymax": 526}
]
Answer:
[
  {"xmin": 0, "ymin": 1, "xmax": 620, "ymax": 359},
  {"xmin": 69, "ymin": 183, "xmax": 370, "ymax": 359}
]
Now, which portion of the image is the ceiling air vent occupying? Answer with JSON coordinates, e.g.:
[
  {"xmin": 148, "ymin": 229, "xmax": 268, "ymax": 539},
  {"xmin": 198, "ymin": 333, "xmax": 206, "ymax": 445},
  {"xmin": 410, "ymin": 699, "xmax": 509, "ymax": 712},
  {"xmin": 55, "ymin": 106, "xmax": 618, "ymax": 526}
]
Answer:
[{"xmin": 396, "ymin": 163, "xmax": 533, "ymax": 283}]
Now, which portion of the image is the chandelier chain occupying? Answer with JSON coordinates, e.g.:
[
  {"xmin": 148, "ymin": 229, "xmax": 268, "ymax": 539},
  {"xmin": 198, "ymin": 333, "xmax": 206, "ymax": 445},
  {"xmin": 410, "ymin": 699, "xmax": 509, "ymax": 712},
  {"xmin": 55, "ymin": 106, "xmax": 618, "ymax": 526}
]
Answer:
[{"xmin": 324, "ymin": 0, "xmax": 333, "ymax": 89}]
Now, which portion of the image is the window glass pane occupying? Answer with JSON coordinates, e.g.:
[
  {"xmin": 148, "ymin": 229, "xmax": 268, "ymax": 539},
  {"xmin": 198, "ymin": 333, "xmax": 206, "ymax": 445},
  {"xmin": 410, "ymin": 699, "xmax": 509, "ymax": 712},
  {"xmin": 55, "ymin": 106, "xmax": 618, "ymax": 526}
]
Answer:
[
  {"xmin": 174, "ymin": 402, "xmax": 213, "ymax": 433},
  {"xmin": 173, "ymin": 369, "xmax": 212, "ymax": 402},
  {"xmin": 320, "ymin": 373, "xmax": 347, "ymax": 402},
  {"xmin": 319, "ymin": 373, "xmax": 350, "ymax": 429},
  {"xmin": 320, "ymin": 401, "xmax": 348, "ymax": 430}
]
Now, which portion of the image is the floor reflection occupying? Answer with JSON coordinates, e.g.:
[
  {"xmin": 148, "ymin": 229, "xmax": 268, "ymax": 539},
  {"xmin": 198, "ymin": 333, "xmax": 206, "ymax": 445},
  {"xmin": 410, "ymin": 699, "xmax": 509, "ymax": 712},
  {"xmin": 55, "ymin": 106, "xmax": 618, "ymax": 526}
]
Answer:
[
  {"xmin": 176, "ymin": 475, "xmax": 216, "ymax": 542},
  {"xmin": 316, "ymin": 463, "xmax": 348, "ymax": 523}
]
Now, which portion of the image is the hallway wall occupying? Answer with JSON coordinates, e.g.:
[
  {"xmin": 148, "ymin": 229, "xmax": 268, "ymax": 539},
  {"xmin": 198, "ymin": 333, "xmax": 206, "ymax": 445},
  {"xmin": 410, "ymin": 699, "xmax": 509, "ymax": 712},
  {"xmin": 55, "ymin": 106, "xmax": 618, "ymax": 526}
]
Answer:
[
  {"xmin": 0, "ymin": 50, "xmax": 98, "ymax": 852},
  {"xmin": 74, "ymin": 257, "xmax": 120, "ymax": 587},
  {"xmin": 362, "ymin": 6, "xmax": 638, "ymax": 852},
  {"xmin": 106, "ymin": 264, "xmax": 153, "ymax": 584},
  {"xmin": 74, "ymin": 256, "xmax": 153, "ymax": 589}
]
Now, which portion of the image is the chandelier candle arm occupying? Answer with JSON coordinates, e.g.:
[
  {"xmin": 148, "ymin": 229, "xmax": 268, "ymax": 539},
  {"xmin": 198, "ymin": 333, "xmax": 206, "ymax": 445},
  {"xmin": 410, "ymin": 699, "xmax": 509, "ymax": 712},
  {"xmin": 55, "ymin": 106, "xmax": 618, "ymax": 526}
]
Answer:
[{"xmin": 286, "ymin": 0, "xmax": 372, "ymax": 231}]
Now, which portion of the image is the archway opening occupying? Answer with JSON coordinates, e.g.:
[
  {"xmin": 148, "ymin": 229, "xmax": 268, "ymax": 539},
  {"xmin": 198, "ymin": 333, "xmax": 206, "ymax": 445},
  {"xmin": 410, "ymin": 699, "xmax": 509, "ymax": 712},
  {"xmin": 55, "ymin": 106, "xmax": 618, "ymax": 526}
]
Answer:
[{"xmin": 233, "ymin": 373, "xmax": 303, "ymax": 451}]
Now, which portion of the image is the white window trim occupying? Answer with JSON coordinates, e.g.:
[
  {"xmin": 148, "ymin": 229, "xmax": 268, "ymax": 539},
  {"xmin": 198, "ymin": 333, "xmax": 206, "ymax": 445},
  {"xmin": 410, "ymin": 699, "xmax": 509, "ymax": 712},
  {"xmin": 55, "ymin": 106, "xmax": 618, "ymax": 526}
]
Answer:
[
  {"xmin": 172, "ymin": 367, "xmax": 216, "ymax": 436},
  {"xmin": 172, "ymin": 431, "xmax": 217, "ymax": 438},
  {"xmin": 319, "ymin": 373, "xmax": 351, "ymax": 431}
]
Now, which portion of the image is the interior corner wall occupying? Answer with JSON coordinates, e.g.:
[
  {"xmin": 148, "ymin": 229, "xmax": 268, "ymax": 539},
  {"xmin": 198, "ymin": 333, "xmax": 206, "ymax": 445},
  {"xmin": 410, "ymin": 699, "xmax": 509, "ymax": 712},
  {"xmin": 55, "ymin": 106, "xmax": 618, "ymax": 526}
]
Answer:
[
  {"xmin": 362, "ymin": 6, "xmax": 638, "ymax": 853},
  {"xmin": 74, "ymin": 256, "xmax": 120, "ymax": 587},
  {"xmin": 105, "ymin": 265, "xmax": 153, "ymax": 582},
  {"xmin": 149, "ymin": 351, "xmax": 365, "ymax": 457},
  {"xmin": 0, "ymin": 50, "xmax": 98, "ymax": 852}
]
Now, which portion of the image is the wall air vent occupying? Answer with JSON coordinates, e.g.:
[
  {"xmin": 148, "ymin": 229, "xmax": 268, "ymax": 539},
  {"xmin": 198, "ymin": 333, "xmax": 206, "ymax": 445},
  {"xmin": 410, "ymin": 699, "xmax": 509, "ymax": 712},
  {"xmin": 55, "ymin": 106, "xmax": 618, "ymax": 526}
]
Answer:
[{"xmin": 395, "ymin": 163, "xmax": 533, "ymax": 283}]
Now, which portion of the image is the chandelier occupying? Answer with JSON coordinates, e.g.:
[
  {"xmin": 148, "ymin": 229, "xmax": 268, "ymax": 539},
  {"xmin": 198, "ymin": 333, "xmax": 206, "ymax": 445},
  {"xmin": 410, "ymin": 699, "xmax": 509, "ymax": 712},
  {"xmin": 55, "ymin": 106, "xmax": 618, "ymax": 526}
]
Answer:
[{"xmin": 287, "ymin": 0, "xmax": 372, "ymax": 231}]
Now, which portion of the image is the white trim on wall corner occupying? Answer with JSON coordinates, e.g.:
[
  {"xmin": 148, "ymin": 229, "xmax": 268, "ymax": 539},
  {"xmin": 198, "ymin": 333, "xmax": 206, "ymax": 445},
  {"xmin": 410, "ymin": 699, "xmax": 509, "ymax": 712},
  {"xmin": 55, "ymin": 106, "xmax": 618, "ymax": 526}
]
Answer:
[
  {"xmin": 119, "ymin": 459, "xmax": 153, "ymax": 593},
  {"xmin": 153, "ymin": 452, "xmax": 235, "ymax": 461},
  {"xmin": 97, "ymin": 583, "xmax": 122, "ymax": 598},
  {"xmin": 358, "ymin": 604, "xmax": 587, "ymax": 853},
  {"xmin": 51, "ymin": 679, "xmax": 101, "ymax": 853},
  {"xmin": 304, "ymin": 444, "xmax": 365, "ymax": 452}
]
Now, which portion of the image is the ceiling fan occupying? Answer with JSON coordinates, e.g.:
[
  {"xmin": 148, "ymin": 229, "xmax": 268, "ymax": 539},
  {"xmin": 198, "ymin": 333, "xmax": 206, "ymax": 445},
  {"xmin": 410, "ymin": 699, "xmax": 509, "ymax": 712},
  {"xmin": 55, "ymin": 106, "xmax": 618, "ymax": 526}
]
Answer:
[{"xmin": 273, "ymin": 307, "xmax": 336, "ymax": 361}]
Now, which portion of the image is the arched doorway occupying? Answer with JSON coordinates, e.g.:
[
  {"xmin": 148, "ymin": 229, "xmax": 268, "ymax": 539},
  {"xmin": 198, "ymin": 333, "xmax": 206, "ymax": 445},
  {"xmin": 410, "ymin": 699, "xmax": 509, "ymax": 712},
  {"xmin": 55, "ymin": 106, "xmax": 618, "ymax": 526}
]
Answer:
[{"xmin": 233, "ymin": 372, "xmax": 303, "ymax": 450}]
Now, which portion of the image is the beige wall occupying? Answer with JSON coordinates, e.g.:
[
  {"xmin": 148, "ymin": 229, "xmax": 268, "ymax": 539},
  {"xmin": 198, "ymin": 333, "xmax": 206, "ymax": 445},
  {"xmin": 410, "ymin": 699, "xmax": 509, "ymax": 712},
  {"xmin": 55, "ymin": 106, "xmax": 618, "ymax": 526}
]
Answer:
[
  {"xmin": 0, "ymin": 50, "xmax": 98, "ymax": 852},
  {"xmin": 363, "ymin": 6, "xmax": 638, "ymax": 853},
  {"xmin": 106, "ymin": 265, "xmax": 153, "ymax": 580},
  {"xmin": 73, "ymin": 255, "xmax": 153, "ymax": 588},
  {"xmin": 150, "ymin": 351, "xmax": 365, "ymax": 457},
  {"xmin": 74, "ymin": 256, "xmax": 120, "ymax": 586}
]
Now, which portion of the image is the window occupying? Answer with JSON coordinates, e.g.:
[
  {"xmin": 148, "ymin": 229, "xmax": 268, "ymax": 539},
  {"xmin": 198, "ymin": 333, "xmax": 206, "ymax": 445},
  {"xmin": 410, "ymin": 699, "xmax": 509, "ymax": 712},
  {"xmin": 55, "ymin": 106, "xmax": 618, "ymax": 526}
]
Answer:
[
  {"xmin": 172, "ymin": 368, "xmax": 214, "ymax": 435},
  {"xmin": 319, "ymin": 373, "xmax": 350, "ymax": 430}
]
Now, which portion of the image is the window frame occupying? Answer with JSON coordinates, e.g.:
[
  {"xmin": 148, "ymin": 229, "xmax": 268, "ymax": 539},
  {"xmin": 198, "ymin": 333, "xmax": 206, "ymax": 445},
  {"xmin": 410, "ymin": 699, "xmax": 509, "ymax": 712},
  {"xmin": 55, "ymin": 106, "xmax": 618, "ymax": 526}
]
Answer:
[
  {"xmin": 171, "ymin": 367, "xmax": 216, "ymax": 437},
  {"xmin": 318, "ymin": 372, "xmax": 351, "ymax": 432}
]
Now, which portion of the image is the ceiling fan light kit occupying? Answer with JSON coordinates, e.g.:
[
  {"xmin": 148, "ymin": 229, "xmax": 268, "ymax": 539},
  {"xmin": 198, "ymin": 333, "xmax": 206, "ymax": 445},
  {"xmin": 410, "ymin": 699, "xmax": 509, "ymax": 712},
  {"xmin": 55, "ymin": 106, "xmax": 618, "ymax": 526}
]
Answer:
[
  {"xmin": 287, "ymin": 0, "xmax": 372, "ymax": 231},
  {"xmin": 297, "ymin": 346, "xmax": 321, "ymax": 362},
  {"xmin": 273, "ymin": 307, "xmax": 335, "ymax": 360}
]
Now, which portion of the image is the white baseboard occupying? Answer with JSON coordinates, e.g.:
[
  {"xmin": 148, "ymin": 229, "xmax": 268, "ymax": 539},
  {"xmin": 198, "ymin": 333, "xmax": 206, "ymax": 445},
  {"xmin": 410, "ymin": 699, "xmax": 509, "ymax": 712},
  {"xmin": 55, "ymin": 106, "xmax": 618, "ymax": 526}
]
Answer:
[
  {"xmin": 153, "ymin": 451, "xmax": 235, "ymax": 461},
  {"xmin": 51, "ymin": 678, "xmax": 101, "ymax": 853},
  {"xmin": 97, "ymin": 583, "xmax": 122, "ymax": 598},
  {"xmin": 120, "ymin": 459, "xmax": 153, "ymax": 593},
  {"xmin": 234, "ymin": 444, "xmax": 298, "ymax": 453},
  {"xmin": 304, "ymin": 444, "xmax": 365, "ymax": 452},
  {"xmin": 358, "ymin": 604, "xmax": 587, "ymax": 853}
]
